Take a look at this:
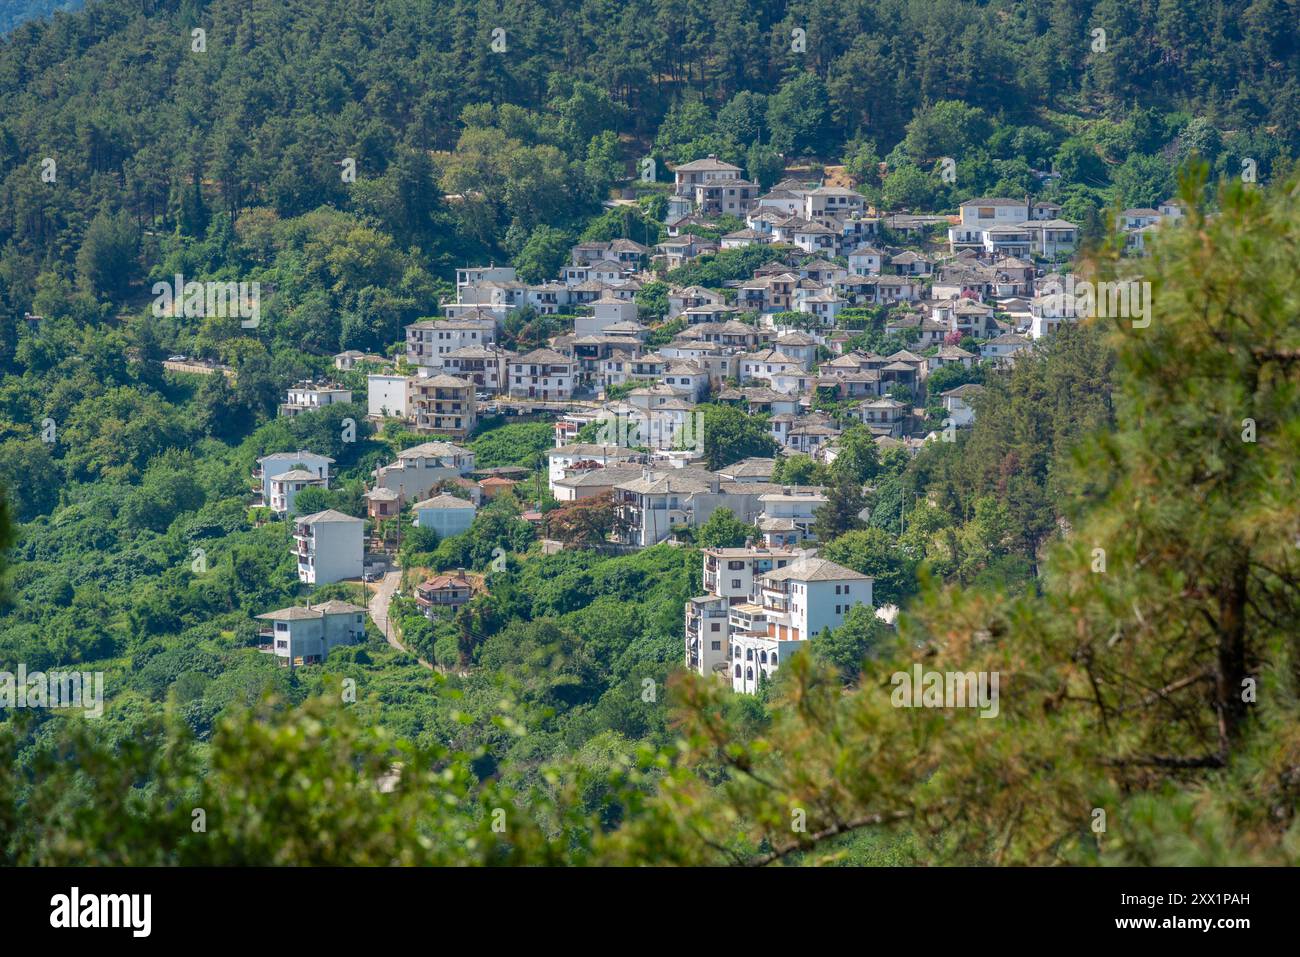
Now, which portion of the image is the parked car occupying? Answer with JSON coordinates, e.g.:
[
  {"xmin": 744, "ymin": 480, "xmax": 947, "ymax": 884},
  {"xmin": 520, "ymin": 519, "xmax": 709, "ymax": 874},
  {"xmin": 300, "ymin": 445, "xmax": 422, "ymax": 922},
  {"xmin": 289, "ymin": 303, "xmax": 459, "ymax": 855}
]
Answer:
[{"xmin": 167, "ymin": 355, "xmax": 187, "ymax": 362}]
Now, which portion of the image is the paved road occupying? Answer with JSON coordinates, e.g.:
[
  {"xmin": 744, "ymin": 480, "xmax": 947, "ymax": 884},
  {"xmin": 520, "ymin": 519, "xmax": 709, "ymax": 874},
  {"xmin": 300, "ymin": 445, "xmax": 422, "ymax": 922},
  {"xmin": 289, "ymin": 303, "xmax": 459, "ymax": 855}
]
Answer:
[{"xmin": 368, "ymin": 570, "xmax": 433, "ymax": 669}]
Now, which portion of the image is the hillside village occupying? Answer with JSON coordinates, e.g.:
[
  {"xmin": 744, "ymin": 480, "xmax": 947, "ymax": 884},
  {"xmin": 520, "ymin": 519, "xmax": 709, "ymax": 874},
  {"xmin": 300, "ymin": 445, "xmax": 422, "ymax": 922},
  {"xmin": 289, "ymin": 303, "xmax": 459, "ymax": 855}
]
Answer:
[
  {"xmin": 250, "ymin": 155, "xmax": 1181, "ymax": 686},
  {"xmin": 1, "ymin": 0, "xmax": 1294, "ymax": 876}
]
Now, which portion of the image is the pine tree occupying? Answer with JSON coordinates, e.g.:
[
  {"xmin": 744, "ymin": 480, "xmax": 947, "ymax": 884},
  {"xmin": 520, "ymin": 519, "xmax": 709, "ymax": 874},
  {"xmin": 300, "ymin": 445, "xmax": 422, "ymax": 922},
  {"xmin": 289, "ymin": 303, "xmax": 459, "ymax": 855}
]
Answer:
[{"xmin": 812, "ymin": 473, "xmax": 867, "ymax": 543}]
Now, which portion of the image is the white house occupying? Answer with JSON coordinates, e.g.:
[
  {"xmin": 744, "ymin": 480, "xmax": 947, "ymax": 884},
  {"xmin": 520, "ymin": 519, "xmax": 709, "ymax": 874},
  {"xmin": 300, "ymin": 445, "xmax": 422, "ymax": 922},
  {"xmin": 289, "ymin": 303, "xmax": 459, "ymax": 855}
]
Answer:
[
  {"xmin": 411, "ymin": 493, "xmax": 477, "ymax": 538},
  {"xmin": 293, "ymin": 509, "xmax": 365, "ymax": 585},
  {"xmin": 547, "ymin": 443, "xmax": 643, "ymax": 492},
  {"xmin": 729, "ymin": 556, "xmax": 873, "ymax": 693},
  {"xmin": 804, "ymin": 185, "xmax": 864, "ymax": 221},
  {"xmin": 575, "ymin": 294, "xmax": 639, "ymax": 337},
  {"xmin": 982, "ymin": 332, "xmax": 1033, "ymax": 365},
  {"xmin": 367, "ymin": 374, "xmax": 411, "ymax": 419},
  {"xmin": 507, "ymin": 348, "xmax": 576, "ymax": 400},
  {"xmin": 372, "ymin": 441, "xmax": 474, "ymax": 503},
  {"xmin": 256, "ymin": 600, "xmax": 368, "ymax": 667},
  {"xmin": 440, "ymin": 344, "xmax": 508, "ymax": 393},
  {"xmin": 280, "ymin": 383, "xmax": 352, "ymax": 417},
  {"xmin": 685, "ymin": 546, "xmax": 803, "ymax": 678},
  {"xmin": 848, "ymin": 246, "xmax": 883, "ymax": 276},
  {"xmin": 758, "ymin": 489, "xmax": 827, "ymax": 540},
  {"xmin": 673, "ymin": 155, "xmax": 743, "ymax": 198},
  {"xmin": 737, "ymin": 348, "xmax": 804, "ymax": 386},
  {"xmin": 254, "ymin": 451, "xmax": 333, "ymax": 513},
  {"xmin": 941, "ymin": 383, "xmax": 984, "ymax": 427},
  {"xmin": 405, "ymin": 318, "xmax": 497, "ymax": 370},
  {"xmin": 267, "ymin": 469, "xmax": 327, "ymax": 517},
  {"xmin": 456, "ymin": 265, "xmax": 517, "ymax": 290}
]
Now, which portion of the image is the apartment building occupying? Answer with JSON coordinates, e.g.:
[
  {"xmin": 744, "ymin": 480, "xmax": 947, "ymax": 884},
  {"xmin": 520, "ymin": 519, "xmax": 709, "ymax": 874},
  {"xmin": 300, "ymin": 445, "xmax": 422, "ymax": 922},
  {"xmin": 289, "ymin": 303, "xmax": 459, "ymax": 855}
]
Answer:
[
  {"xmin": 410, "ymin": 372, "xmax": 476, "ymax": 438},
  {"xmin": 729, "ymin": 556, "xmax": 873, "ymax": 693},
  {"xmin": 292, "ymin": 509, "xmax": 365, "ymax": 585},
  {"xmin": 506, "ymin": 348, "xmax": 576, "ymax": 400},
  {"xmin": 685, "ymin": 546, "xmax": 803, "ymax": 678},
  {"xmin": 405, "ymin": 318, "xmax": 497, "ymax": 370}
]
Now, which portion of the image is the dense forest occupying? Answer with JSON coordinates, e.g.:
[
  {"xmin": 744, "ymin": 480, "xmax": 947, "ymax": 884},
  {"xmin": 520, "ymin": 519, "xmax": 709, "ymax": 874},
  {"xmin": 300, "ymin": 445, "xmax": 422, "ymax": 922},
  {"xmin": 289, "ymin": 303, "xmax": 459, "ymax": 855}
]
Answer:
[
  {"xmin": 0, "ymin": 1, "xmax": 82, "ymax": 35},
  {"xmin": 0, "ymin": 0, "xmax": 1296, "ymax": 865}
]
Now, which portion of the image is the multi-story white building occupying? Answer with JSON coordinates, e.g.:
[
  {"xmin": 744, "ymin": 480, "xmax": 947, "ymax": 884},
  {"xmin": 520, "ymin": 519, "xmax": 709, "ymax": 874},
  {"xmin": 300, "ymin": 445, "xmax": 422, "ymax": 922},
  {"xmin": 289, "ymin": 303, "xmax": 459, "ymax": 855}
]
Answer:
[
  {"xmin": 253, "ymin": 451, "xmax": 333, "ymax": 513},
  {"xmin": 367, "ymin": 374, "xmax": 411, "ymax": 420},
  {"xmin": 280, "ymin": 383, "xmax": 352, "ymax": 417},
  {"xmin": 685, "ymin": 546, "xmax": 803, "ymax": 678},
  {"xmin": 405, "ymin": 318, "xmax": 497, "ymax": 371},
  {"xmin": 440, "ymin": 344, "xmax": 508, "ymax": 393},
  {"xmin": 941, "ymin": 383, "xmax": 985, "ymax": 427},
  {"xmin": 409, "ymin": 373, "xmax": 476, "ymax": 438},
  {"xmin": 947, "ymin": 197, "xmax": 1076, "ymax": 259},
  {"xmin": 758, "ymin": 489, "xmax": 827, "ymax": 540},
  {"xmin": 803, "ymin": 186, "xmax": 865, "ymax": 221},
  {"xmin": 728, "ymin": 556, "xmax": 873, "ymax": 693},
  {"xmin": 672, "ymin": 155, "xmax": 743, "ymax": 198},
  {"xmin": 456, "ymin": 265, "xmax": 517, "ymax": 290},
  {"xmin": 292, "ymin": 509, "xmax": 365, "ymax": 584},
  {"xmin": 268, "ymin": 469, "xmax": 327, "ymax": 516},
  {"xmin": 506, "ymin": 348, "xmax": 576, "ymax": 400},
  {"xmin": 256, "ymin": 600, "xmax": 367, "ymax": 667},
  {"xmin": 574, "ymin": 295, "xmax": 639, "ymax": 337}
]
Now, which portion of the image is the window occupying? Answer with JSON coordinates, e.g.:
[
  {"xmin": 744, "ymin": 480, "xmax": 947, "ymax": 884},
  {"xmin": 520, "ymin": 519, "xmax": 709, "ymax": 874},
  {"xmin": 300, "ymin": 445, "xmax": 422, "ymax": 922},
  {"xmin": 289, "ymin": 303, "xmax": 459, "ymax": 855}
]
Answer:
[
  {"xmin": 731, "ymin": 579, "xmax": 741, "ymax": 589},
  {"xmin": 710, "ymin": 622, "xmax": 720, "ymax": 632},
  {"xmin": 734, "ymin": 665, "xmax": 741, "ymax": 678},
  {"xmin": 746, "ymin": 649, "xmax": 754, "ymax": 661},
  {"xmin": 746, "ymin": 668, "xmax": 753, "ymax": 681},
  {"xmin": 711, "ymin": 641, "xmax": 721, "ymax": 651}
]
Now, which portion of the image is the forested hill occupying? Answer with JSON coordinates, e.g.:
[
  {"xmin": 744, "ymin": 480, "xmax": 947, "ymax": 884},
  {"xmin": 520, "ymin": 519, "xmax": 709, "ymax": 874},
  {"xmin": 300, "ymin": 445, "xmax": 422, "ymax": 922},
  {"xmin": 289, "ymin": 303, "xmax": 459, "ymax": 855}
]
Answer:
[
  {"xmin": 0, "ymin": 0, "xmax": 82, "ymax": 34},
  {"xmin": 0, "ymin": 0, "xmax": 1296, "ymax": 302}
]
